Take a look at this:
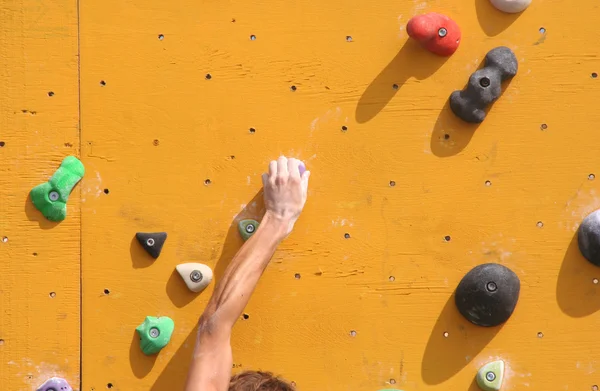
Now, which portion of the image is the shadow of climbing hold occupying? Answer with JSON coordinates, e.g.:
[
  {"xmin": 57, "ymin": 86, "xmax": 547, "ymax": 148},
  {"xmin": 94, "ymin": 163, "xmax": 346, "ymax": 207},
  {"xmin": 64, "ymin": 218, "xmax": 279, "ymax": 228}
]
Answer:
[
  {"xmin": 238, "ymin": 219, "xmax": 259, "ymax": 241},
  {"xmin": 176, "ymin": 263, "xmax": 213, "ymax": 292},
  {"xmin": 135, "ymin": 232, "xmax": 167, "ymax": 259},
  {"xmin": 36, "ymin": 377, "xmax": 72, "ymax": 391},
  {"xmin": 476, "ymin": 360, "xmax": 505, "ymax": 391},
  {"xmin": 578, "ymin": 209, "xmax": 600, "ymax": 266},
  {"xmin": 136, "ymin": 316, "xmax": 174, "ymax": 355},
  {"xmin": 407, "ymin": 13, "xmax": 461, "ymax": 56},
  {"xmin": 450, "ymin": 47, "xmax": 517, "ymax": 123},
  {"xmin": 489, "ymin": 0, "xmax": 531, "ymax": 13},
  {"xmin": 455, "ymin": 263, "xmax": 520, "ymax": 327},
  {"xmin": 30, "ymin": 156, "xmax": 84, "ymax": 221}
]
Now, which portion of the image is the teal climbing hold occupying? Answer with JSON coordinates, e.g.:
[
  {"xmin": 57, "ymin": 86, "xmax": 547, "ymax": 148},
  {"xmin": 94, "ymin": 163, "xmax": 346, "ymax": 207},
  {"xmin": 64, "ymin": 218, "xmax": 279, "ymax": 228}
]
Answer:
[
  {"xmin": 136, "ymin": 316, "xmax": 174, "ymax": 355},
  {"xmin": 238, "ymin": 219, "xmax": 259, "ymax": 241},
  {"xmin": 30, "ymin": 156, "xmax": 85, "ymax": 221},
  {"xmin": 476, "ymin": 360, "xmax": 505, "ymax": 391}
]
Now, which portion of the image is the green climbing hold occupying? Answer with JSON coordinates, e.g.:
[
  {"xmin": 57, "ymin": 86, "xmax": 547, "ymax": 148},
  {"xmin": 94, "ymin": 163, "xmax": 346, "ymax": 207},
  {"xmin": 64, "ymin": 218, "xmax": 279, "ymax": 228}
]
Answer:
[
  {"xmin": 30, "ymin": 156, "xmax": 85, "ymax": 221},
  {"xmin": 136, "ymin": 316, "xmax": 175, "ymax": 355},
  {"xmin": 238, "ymin": 219, "xmax": 259, "ymax": 241},
  {"xmin": 476, "ymin": 360, "xmax": 505, "ymax": 391}
]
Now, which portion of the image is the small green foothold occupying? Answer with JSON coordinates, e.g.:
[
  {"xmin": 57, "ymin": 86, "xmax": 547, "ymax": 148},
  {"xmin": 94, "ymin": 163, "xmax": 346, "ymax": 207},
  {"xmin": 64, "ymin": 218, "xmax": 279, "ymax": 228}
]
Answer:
[
  {"xmin": 476, "ymin": 360, "xmax": 505, "ymax": 391},
  {"xmin": 238, "ymin": 219, "xmax": 259, "ymax": 241},
  {"xmin": 135, "ymin": 316, "xmax": 174, "ymax": 355},
  {"xmin": 30, "ymin": 156, "xmax": 85, "ymax": 221}
]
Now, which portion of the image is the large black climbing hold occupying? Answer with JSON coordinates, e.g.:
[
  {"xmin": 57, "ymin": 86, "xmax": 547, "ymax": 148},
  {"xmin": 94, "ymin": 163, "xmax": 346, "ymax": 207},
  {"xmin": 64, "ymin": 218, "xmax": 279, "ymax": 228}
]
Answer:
[
  {"xmin": 455, "ymin": 263, "xmax": 520, "ymax": 327},
  {"xmin": 136, "ymin": 232, "xmax": 167, "ymax": 259},
  {"xmin": 578, "ymin": 209, "xmax": 600, "ymax": 266},
  {"xmin": 450, "ymin": 46, "xmax": 518, "ymax": 123}
]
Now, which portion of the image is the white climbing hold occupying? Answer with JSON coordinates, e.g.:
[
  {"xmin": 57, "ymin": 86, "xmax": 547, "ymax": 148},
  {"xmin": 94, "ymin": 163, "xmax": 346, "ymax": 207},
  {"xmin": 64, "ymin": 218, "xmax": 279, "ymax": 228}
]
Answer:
[
  {"xmin": 489, "ymin": 0, "xmax": 531, "ymax": 13},
  {"xmin": 176, "ymin": 263, "xmax": 213, "ymax": 292}
]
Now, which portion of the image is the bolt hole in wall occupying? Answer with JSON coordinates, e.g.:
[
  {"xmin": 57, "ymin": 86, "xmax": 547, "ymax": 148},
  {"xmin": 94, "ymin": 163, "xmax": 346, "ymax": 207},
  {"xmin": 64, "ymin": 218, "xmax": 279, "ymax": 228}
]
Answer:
[
  {"xmin": 592, "ymin": 72, "xmax": 598, "ymax": 79},
  {"xmin": 100, "ymin": 80, "xmax": 106, "ymax": 86},
  {"xmin": 249, "ymin": 127, "xmax": 256, "ymax": 134},
  {"xmin": 290, "ymin": 85, "xmax": 297, "ymax": 92},
  {"xmin": 344, "ymin": 233, "xmax": 350, "ymax": 239},
  {"xmin": 103, "ymin": 188, "xmax": 109, "ymax": 194},
  {"xmin": 593, "ymin": 386, "xmax": 599, "ymax": 391},
  {"xmin": 242, "ymin": 313, "xmax": 249, "ymax": 320},
  {"xmin": 341, "ymin": 125, "xmax": 348, "ymax": 132},
  {"xmin": 540, "ymin": 123, "xmax": 548, "ymax": 130},
  {"xmin": 444, "ymin": 235, "xmax": 451, "ymax": 242},
  {"xmin": 443, "ymin": 331, "xmax": 449, "ymax": 338},
  {"xmin": 204, "ymin": 179, "xmax": 211, "ymax": 185},
  {"xmin": 294, "ymin": 273, "xmax": 301, "ymax": 279},
  {"xmin": 0, "ymin": 141, "xmax": 5, "ymax": 147},
  {"xmin": 153, "ymin": 139, "xmax": 160, "ymax": 146},
  {"xmin": 590, "ymin": 174, "xmax": 596, "ymax": 180},
  {"xmin": 593, "ymin": 278, "xmax": 599, "ymax": 285},
  {"xmin": 0, "ymin": 339, "xmax": 4, "ymax": 346},
  {"xmin": 392, "ymin": 84, "xmax": 399, "ymax": 90},
  {"xmin": 158, "ymin": 34, "xmax": 164, "ymax": 40},
  {"xmin": 390, "ymin": 379, "xmax": 396, "ymax": 385},
  {"xmin": 205, "ymin": 73, "xmax": 212, "ymax": 80},
  {"xmin": 107, "ymin": 383, "xmax": 113, "ymax": 389},
  {"xmin": 485, "ymin": 180, "xmax": 492, "ymax": 187},
  {"xmin": 250, "ymin": 34, "xmax": 256, "ymax": 40},
  {"xmin": 49, "ymin": 292, "xmax": 56, "ymax": 298},
  {"xmin": 2, "ymin": 236, "xmax": 8, "ymax": 243},
  {"xmin": 537, "ymin": 332, "xmax": 544, "ymax": 338},
  {"xmin": 346, "ymin": 36, "xmax": 353, "ymax": 42},
  {"xmin": 104, "ymin": 289, "xmax": 110, "ymax": 295},
  {"xmin": 389, "ymin": 276, "xmax": 395, "ymax": 282},
  {"xmin": 444, "ymin": 133, "xmax": 450, "ymax": 140},
  {"xmin": 539, "ymin": 27, "xmax": 546, "ymax": 34},
  {"xmin": 47, "ymin": 91, "xmax": 54, "ymax": 97},
  {"xmin": 389, "ymin": 180, "xmax": 396, "ymax": 187},
  {"xmin": 349, "ymin": 330, "xmax": 357, "ymax": 337},
  {"xmin": 32, "ymin": 252, "xmax": 37, "ymax": 256}
]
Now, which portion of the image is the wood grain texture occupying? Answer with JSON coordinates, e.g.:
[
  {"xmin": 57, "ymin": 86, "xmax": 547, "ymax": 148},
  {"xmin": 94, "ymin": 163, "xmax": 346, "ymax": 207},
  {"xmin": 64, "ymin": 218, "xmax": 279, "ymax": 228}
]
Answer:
[
  {"xmin": 79, "ymin": 0, "xmax": 600, "ymax": 390},
  {"xmin": 0, "ymin": 0, "xmax": 80, "ymax": 390}
]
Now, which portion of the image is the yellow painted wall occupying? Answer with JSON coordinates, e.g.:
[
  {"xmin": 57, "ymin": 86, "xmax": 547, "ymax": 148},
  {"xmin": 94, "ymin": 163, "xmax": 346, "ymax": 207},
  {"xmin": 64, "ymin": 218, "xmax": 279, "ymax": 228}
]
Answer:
[{"xmin": 3, "ymin": 0, "xmax": 600, "ymax": 390}]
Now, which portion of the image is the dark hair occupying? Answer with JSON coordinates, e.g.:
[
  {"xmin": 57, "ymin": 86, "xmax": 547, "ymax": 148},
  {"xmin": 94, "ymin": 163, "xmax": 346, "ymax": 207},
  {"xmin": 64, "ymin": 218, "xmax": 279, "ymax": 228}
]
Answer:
[{"xmin": 229, "ymin": 371, "xmax": 295, "ymax": 391}]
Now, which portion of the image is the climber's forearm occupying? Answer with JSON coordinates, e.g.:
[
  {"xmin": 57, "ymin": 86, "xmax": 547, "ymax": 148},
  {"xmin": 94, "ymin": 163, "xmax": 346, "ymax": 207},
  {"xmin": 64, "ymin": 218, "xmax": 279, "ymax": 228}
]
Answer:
[{"xmin": 198, "ymin": 211, "xmax": 288, "ymax": 334}]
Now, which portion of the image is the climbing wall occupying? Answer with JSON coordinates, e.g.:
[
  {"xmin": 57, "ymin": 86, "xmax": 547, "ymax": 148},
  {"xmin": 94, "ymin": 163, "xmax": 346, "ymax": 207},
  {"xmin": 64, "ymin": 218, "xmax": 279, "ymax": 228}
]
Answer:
[
  {"xmin": 0, "ymin": 0, "xmax": 81, "ymax": 390},
  {"xmin": 3, "ymin": 0, "xmax": 600, "ymax": 390}
]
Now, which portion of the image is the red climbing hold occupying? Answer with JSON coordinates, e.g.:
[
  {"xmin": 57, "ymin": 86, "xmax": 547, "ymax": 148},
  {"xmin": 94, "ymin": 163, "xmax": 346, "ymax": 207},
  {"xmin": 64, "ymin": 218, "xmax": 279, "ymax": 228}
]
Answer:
[{"xmin": 406, "ymin": 13, "xmax": 461, "ymax": 57}]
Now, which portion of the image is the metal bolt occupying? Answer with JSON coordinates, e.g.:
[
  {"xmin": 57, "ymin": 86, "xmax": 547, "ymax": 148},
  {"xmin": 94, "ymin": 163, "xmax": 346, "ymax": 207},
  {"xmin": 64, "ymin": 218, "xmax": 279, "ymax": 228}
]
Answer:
[
  {"xmin": 245, "ymin": 224, "xmax": 255, "ymax": 234},
  {"xmin": 149, "ymin": 327, "xmax": 160, "ymax": 338},
  {"xmin": 438, "ymin": 27, "xmax": 448, "ymax": 37},
  {"xmin": 486, "ymin": 281, "xmax": 498, "ymax": 292},
  {"xmin": 480, "ymin": 77, "xmax": 491, "ymax": 88},
  {"xmin": 486, "ymin": 371, "xmax": 496, "ymax": 382},
  {"xmin": 146, "ymin": 238, "xmax": 155, "ymax": 247},
  {"xmin": 49, "ymin": 191, "xmax": 59, "ymax": 201},
  {"xmin": 190, "ymin": 270, "xmax": 203, "ymax": 283}
]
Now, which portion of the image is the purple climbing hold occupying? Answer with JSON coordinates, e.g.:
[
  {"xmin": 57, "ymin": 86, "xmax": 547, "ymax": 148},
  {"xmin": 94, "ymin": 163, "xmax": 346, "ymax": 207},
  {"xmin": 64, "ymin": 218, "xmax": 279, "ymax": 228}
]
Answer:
[
  {"xmin": 36, "ymin": 377, "xmax": 72, "ymax": 391},
  {"xmin": 298, "ymin": 162, "xmax": 306, "ymax": 176}
]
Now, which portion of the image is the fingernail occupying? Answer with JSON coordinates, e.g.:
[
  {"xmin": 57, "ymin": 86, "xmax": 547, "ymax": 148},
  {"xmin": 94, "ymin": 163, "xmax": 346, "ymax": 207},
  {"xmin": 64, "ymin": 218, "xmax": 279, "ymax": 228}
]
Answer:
[{"xmin": 299, "ymin": 163, "xmax": 306, "ymax": 175}]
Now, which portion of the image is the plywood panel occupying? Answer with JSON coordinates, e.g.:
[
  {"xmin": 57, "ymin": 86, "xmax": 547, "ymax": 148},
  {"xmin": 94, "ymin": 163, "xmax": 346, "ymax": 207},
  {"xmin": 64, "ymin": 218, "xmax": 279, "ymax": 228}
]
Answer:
[
  {"xmin": 0, "ymin": 0, "xmax": 80, "ymax": 390},
  {"xmin": 80, "ymin": 0, "xmax": 600, "ymax": 390}
]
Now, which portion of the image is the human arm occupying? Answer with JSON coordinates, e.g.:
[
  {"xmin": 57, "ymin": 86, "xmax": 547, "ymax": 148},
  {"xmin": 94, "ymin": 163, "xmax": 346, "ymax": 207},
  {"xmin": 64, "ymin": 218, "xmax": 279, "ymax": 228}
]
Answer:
[{"xmin": 184, "ymin": 156, "xmax": 310, "ymax": 391}]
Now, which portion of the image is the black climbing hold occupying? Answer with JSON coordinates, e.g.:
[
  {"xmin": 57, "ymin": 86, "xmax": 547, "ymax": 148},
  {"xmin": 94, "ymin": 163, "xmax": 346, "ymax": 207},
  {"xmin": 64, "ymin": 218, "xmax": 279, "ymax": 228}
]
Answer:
[
  {"xmin": 578, "ymin": 209, "xmax": 600, "ymax": 266},
  {"xmin": 455, "ymin": 263, "xmax": 520, "ymax": 327},
  {"xmin": 449, "ymin": 47, "xmax": 518, "ymax": 123},
  {"xmin": 135, "ymin": 232, "xmax": 167, "ymax": 259}
]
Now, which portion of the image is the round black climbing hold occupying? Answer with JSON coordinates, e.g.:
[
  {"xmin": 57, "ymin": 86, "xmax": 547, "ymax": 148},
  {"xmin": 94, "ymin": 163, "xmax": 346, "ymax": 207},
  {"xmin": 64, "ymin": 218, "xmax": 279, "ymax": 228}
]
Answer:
[
  {"xmin": 455, "ymin": 263, "xmax": 520, "ymax": 327},
  {"xmin": 578, "ymin": 209, "xmax": 600, "ymax": 266}
]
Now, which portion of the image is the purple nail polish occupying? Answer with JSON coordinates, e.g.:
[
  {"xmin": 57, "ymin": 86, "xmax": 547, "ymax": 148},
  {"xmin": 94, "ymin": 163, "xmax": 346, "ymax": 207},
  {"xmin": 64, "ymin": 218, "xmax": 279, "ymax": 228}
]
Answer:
[
  {"xmin": 299, "ymin": 163, "xmax": 306, "ymax": 175},
  {"xmin": 37, "ymin": 377, "xmax": 72, "ymax": 391}
]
